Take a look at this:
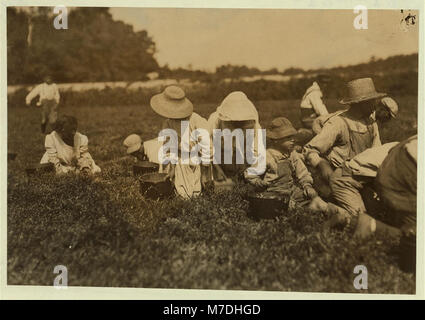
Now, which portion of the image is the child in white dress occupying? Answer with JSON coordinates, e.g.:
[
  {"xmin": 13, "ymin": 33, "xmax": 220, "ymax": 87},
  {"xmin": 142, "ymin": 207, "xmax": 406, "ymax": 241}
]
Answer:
[{"xmin": 40, "ymin": 115, "xmax": 101, "ymax": 175}]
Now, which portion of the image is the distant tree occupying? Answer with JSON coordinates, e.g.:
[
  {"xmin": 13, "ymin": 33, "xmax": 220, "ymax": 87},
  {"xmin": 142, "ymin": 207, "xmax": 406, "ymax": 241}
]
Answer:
[
  {"xmin": 262, "ymin": 68, "xmax": 279, "ymax": 75},
  {"xmin": 7, "ymin": 8, "xmax": 29, "ymax": 84},
  {"xmin": 215, "ymin": 64, "xmax": 262, "ymax": 78},
  {"xmin": 282, "ymin": 67, "xmax": 304, "ymax": 75},
  {"xmin": 7, "ymin": 7, "xmax": 159, "ymax": 84}
]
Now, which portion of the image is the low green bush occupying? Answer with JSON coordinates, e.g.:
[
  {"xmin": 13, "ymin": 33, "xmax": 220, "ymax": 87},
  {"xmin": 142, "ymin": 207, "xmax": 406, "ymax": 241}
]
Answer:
[{"xmin": 7, "ymin": 101, "xmax": 416, "ymax": 292}]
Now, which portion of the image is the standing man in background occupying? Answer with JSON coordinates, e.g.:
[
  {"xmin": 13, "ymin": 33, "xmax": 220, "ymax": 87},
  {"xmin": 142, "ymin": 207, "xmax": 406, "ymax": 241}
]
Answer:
[
  {"xmin": 299, "ymin": 74, "xmax": 330, "ymax": 129},
  {"xmin": 26, "ymin": 75, "xmax": 60, "ymax": 133}
]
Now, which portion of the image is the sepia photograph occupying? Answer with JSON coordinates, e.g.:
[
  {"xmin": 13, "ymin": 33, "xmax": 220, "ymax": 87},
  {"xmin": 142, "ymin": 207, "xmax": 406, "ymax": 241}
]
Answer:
[{"xmin": 4, "ymin": 3, "xmax": 421, "ymax": 296}]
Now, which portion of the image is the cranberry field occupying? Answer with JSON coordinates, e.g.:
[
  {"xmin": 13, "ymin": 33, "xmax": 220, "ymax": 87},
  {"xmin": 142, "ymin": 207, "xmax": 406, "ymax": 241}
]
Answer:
[{"xmin": 7, "ymin": 96, "xmax": 417, "ymax": 293}]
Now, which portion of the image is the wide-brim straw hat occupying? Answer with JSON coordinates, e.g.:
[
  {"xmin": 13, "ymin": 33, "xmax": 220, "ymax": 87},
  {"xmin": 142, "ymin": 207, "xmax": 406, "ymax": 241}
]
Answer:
[
  {"xmin": 340, "ymin": 78, "xmax": 386, "ymax": 105},
  {"xmin": 150, "ymin": 86, "xmax": 193, "ymax": 119},
  {"xmin": 267, "ymin": 117, "xmax": 298, "ymax": 140},
  {"xmin": 217, "ymin": 91, "xmax": 259, "ymax": 122}
]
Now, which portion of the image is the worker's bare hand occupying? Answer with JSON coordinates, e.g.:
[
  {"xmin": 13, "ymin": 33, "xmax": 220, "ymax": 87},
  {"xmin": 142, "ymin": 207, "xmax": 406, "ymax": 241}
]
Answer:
[
  {"xmin": 318, "ymin": 160, "xmax": 334, "ymax": 183},
  {"xmin": 304, "ymin": 185, "xmax": 318, "ymax": 199}
]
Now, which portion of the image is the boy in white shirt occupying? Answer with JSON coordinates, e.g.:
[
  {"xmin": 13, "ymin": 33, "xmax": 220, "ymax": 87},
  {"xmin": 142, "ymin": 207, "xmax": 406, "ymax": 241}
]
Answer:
[{"xmin": 25, "ymin": 75, "xmax": 60, "ymax": 133}]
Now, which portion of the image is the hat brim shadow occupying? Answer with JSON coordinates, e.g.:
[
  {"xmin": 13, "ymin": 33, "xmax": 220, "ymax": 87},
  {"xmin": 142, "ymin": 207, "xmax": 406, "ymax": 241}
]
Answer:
[
  {"xmin": 340, "ymin": 92, "xmax": 387, "ymax": 105},
  {"xmin": 267, "ymin": 128, "xmax": 298, "ymax": 140},
  {"xmin": 216, "ymin": 105, "xmax": 258, "ymax": 122},
  {"xmin": 126, "ymin": 143, "xmax": 141, "ymax": 154}
]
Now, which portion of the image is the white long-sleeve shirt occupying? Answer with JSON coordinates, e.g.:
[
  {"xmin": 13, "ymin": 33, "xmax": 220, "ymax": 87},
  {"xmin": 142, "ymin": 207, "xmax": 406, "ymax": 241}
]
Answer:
[
  {"xmin": 159, "ymin": 112, "xmax": 212, "ymax": 165},
  {"xmin": 300, "ymin": 82, "xmax": 328, "ymax": 117},
  {"xmin": 26, "ymin": 83, "xmax": 60, "ymax": 105},
  {"xmin": 303, "ymin": 115, "xmax": 381, "ymax": 169}
]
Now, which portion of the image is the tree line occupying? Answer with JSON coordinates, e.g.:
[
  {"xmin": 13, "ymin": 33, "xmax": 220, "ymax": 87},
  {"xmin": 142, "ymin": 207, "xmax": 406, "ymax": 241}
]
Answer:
[
  {"xmin": 7, "ymin": 7, "xmax": 159, "ymax": 84},
  {"xmin": 7, "ymin": 7, "xmax": 418, "ymax": 88}
]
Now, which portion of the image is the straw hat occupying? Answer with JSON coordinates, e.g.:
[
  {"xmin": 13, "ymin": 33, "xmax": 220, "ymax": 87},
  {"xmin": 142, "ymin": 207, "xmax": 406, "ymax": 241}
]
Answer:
[
  {"xmin": 217, "ymin": 91, "xmax": 259, "ymax": 121},
  {"xmin": 267, "ymin": 117, "xmax": 298, "ymax": 140},
  {"xmin": 123, "ymin": 134, "xmax": 142, "ymax": 154},
  {"xmin": 150, "ymin": 86, "xmax": 193, "ymax": 119},
  {"xmin": 340, "ymin": 78, "xmax": 386, "ymax": 105}
]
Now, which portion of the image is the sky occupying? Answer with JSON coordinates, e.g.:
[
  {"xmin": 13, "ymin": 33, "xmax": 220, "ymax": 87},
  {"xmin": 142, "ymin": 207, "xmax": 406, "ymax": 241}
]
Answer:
[{"xmin": 110, "ymin": 8, "xmax": 419, "ymax": 71}]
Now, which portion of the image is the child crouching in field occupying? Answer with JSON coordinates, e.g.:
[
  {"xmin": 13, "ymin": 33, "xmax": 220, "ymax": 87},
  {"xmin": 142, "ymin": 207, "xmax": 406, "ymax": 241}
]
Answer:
[
  {"xmin": 40, "ymin": 115, "xmax": 101, "ymax": 175},
  {"xmin": 150, "ymin": 86, "xmax": 212, "ymax": 199},
  {"xmin": 245, "ymin": 117, "xmax": 318, "ymax": 210},
  {"xmin": 123, "ymin": 134, "xmax": 162, "ymax": 164}
]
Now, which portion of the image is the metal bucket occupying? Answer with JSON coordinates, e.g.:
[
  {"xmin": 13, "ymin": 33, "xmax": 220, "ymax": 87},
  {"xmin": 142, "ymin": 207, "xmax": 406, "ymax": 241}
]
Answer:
[
  {"xmin": 133, "ymin": 161, "xmax": 159, "ymax": 176},
  {"xmin": 139, "ymin": 172, "xmax": 173, "ymax": 200},
  {"xmin": 247, "ymin": 192, "xmax": 289, "ymax": 219}
]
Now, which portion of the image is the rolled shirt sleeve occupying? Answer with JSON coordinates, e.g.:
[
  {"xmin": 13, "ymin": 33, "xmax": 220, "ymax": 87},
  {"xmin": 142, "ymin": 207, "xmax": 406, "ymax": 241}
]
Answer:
[
  {"xmin": 25, "ymin": 85, "xmax": 41, "ymax": 105},
  {"xmin": 290, "ymin": 151, "xmax": 313, "ymax": 188},
  {"xmin": 303, "ymin": 117, "xmax": 345, "ymax": 167},
  {"xmin": 311, "ymin": 116, "xmax": 324, "ymax": 135}
]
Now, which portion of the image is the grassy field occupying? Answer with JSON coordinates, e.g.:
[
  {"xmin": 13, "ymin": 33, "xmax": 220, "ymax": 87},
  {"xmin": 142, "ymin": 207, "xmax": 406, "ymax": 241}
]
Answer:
[{"xmin": 7, "ymin": 96, "xmax": 417, "ymax": 293}]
